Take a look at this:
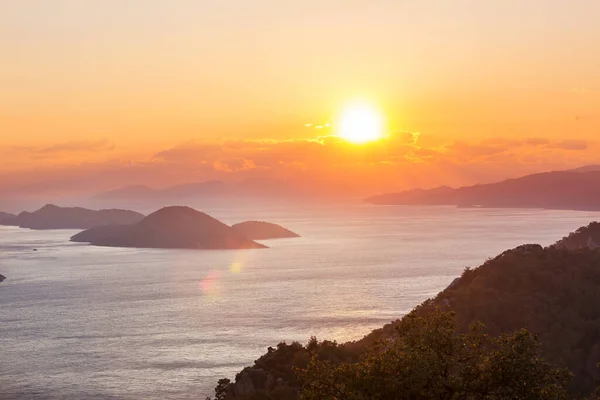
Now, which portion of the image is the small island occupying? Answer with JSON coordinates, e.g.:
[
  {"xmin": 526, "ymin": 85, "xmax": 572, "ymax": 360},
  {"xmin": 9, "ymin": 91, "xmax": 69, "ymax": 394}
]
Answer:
[
  {"xmin": 0, "ymin": 204, "xmax": 144, "ymax": 230},
  {"xmin": 70, "ymin": 224, "xmax": 130, "ymax": 244},
  {"xmin": 230, "ymin": 221, "xmax": 300, "ymax": 240},
  {"xmin": 0, "ymin": 274, "xmax": 5, "ymax": 283},
  {"xmin": 71, "ymin": 206, "xmax": 266, "ymax": 250},
  {"xmin": 0, "ymin": 211, "xmax": 15, "ymax": 223}
]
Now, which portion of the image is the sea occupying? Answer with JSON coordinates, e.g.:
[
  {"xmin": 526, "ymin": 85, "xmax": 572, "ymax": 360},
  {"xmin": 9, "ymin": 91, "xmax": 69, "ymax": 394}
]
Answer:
[{"xmin": 1, "ymin": 202, "xmax": 598, "ymax": 399}]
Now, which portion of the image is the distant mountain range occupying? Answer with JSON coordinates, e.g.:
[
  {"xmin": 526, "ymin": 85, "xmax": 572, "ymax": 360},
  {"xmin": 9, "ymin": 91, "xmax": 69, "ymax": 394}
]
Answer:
[
  {"xmin": 0, "ymin": 211, "xmax": 15, "ymax": 221},
  {"xmin": 0, "ymin": 204, "xmax": 144, "ymax": 229},
  {"xmin": 366, "ymin": 167, "xmax": 600, "ymax": 211},
  {"xmin": 93, "ymin": 179, "xmax": 301, "ymax": 200},
  {"xmin": 93, "ymin": 181, "xmax": 226, "ymax": 200}
]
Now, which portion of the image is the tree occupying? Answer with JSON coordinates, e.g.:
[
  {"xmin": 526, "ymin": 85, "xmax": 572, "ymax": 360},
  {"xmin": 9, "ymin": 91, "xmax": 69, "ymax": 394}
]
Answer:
[
  {"xmin": 296, "ymin": 306, "xmax": 571, "ymax": 400},
  {"xmin": 214, "ymin": 378, "xmax": 231, "ymax": 400}
]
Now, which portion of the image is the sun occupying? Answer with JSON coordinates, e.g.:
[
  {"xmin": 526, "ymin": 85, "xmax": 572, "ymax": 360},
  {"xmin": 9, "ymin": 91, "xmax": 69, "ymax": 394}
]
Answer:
[{"xmin": 337, "ymin": 102, "xmax": 384, "ymax": 143}]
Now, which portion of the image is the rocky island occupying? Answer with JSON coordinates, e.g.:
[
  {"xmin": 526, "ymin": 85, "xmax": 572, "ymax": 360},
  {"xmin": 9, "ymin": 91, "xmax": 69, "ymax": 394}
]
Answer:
[
  {"xmin": 231, "ymin": 221, "xmax": 300, "ymax": 240},
  {"xmin": 0, "ymin": 211, "xmax": 16, "ymax": 222},
  {"xmin": 71, "ymin": 206, "xmax": 266, "ymax": 250},
  {"xmin": 0, "ymin": 204, "xmax": 144, "ymax": 230}
]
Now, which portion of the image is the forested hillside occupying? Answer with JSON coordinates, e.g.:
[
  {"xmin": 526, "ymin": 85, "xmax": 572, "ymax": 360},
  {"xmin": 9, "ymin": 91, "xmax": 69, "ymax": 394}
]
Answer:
[{"xmin": 209, "ymin": 228, "xmax": 600, "ymax": 399}]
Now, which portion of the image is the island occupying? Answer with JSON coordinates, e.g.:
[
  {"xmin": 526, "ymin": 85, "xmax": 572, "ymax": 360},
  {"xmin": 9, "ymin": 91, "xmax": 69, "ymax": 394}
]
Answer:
[
  {"xmin": 365, "ymin": 169, "xmax": 600, "ymax": 211},
  {"xmin": 211, "ymin": 222, "xmax": 600, "ymax": 399},
  {"xmin": 71, "ymin": 206, "xmax": 266, "ymax": 250},
  {"xmin": 0, "ymin": 274, "xmax": 5, "ymax": 283},
  {"xmin": 230, "ymin": 221, "xmax": 300, "ymax": 240},
  {"xmin": 0, "ymin": 211, "xmax": 15, "ymax": 223},
  {"xmin": 0, "ymin": 204, "xmax": 144, "ymax": 230},
  {"xmin": 70, "ymin": 224, "xmax": 130, "ymax": 244}
]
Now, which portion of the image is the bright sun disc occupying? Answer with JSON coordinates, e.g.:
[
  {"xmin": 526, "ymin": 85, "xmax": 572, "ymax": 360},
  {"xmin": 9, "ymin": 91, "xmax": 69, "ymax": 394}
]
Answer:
[{"xmin": 337, "ymin": 103, "xmax": 384, "ymax": 143}]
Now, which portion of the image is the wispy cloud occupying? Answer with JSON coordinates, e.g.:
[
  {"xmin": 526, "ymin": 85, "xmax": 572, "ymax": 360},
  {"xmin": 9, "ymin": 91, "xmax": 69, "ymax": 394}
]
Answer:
[
  {"xmin": 548, "ymin": 140, "xmax": 588, "ymax": 151},
  {"xmin": 36, "ymin": 139, "xmax": 114, "ymax": 154},
  {"xmin": 1, "ymin": 134, "xmax": 597, "ymax": 198},
  {"xmin": 11, "ymin": 139, "xmax": 115, "ymax": 160}
]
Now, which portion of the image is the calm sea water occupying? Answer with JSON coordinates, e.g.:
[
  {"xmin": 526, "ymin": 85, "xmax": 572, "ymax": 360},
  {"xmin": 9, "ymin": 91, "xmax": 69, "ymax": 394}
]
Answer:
[{"xmin": 1, "ymin": 203, "xmax": 598, "ymax": 399}]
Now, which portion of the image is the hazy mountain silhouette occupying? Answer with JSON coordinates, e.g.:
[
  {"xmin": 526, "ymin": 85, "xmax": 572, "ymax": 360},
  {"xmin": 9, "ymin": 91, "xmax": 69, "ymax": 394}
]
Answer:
[
  {"xmin": 165, "ymin": 181, "xmax": 226, "ymax": 197},
  {"xmin": 231, "ymin": 221, "xmax": 300, "ymax": 240},
  {"xmin": 570, "ymin": 164, "xmax": 600, "ymax": 173},
  {"xmin": 366, "ymin": 169, "xmax": 600, "ymax": 211},
  {"xmin": 71, "ymin": 206, "xmax": 266, "ymax": 250},
  {"xmin": 0, "ymin": 211, "xmax": 15, "ymax": 222},
  {"xmin": 94, "ymin": 181, "xmax": 225, "ymax": 200},
  {"xmin": 0, "ymin": 204, "xmax": 144, "ymax": 230},
  {"xmin": 92, "ymin": 179, "xmax": 307, "ymax": 202},
  {"xmin": 94, "ymin": 185, "xmax": 158, "ymax": 199}
]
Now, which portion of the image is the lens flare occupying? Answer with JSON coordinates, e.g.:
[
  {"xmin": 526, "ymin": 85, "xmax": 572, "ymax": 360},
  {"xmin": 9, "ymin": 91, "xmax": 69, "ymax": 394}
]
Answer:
[
  {"xmin": 199, "ymin": 271, "xmax": 220, "ymax": 295},
  {"xmin": 230, "ymin": 262, "xmax": 242, "ymax": 274}
]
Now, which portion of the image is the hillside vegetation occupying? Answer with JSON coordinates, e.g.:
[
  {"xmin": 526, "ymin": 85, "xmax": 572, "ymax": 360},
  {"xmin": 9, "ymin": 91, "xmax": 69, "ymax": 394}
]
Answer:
[{"xmin": 209, "ymin": 224, "xmax": 600, "ymax": 399}]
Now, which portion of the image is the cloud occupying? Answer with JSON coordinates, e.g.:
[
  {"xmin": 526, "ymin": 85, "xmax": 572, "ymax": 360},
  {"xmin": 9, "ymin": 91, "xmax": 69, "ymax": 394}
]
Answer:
[
  {"xmin": 152, "ymin": 134, "xmax": 594, "ymax": 173},
  {"xmin": 390, "ymin": 131, "xmax": 420, "ymax": 145},
  {"xmin": 480, "ymin": 137, "xmax": 522, "ymax": 147},
  {"xmin": 548, "ymin": 140, "xmax": 588, "ymax": 151},
  {"xmin": 154, "ymin": 142, "xmax": 222, "ymax": 162},
  {"xmin": 213, "ymin": 158, "xmax": 256, "ymax": 172},
  {"xmin": 444, "ymin": 141, "xmax": 509, "ymax": 160},
  {"xmin": 523, "ymin": 138, "xmax": 550, "ymax": 146},
  {"xmin": 519, "ymin": 154, "xmax": 541, "ymax": 164},
  {"xmin": 36, "ymin": 140, "xmax": 114, "ymax": 154},
  {"xmin": 10, "ymin": 139, "xmax": 115, "ymax": 161},
  {"xmin": 1, "ymin": 133, "xmax": 597, "ymax": 199}
]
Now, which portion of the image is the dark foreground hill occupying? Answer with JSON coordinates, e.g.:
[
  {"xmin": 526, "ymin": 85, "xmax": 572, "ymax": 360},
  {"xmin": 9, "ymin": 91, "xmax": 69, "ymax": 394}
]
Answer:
[
  {"xmin": 553, "ymin": 221, "xmax": 600, "ymax": 250},
  {"xmin": 0, "ymin": 204, "xmax": 144, "ymax": 230},
  {"xmin": 211, "ymin": 226, "xmax": 600, "ymax": 399},
  {"xmin": 366, "ymin": 170, "xmax": 600, "ymax": 211},
  {"xmin": 71, "ymin": 206, "xmax": 266, "ymax": 250},
  {"xmin": 231, "ymin": 221, "xmax": 300, "ymax": 240}
]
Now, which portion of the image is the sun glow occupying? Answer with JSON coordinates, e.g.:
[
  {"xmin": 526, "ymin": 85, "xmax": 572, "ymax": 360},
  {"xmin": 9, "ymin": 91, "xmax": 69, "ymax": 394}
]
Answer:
[{"xmin": 337, "ymin": 102, "xmax": 385, "ymax": 143}]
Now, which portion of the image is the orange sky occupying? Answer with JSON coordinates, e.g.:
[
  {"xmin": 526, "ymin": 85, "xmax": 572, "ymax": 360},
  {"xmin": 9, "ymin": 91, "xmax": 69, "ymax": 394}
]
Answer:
[{"xmin": 1, "ymin": 1, "xmax": 599, "ymax": 199}]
